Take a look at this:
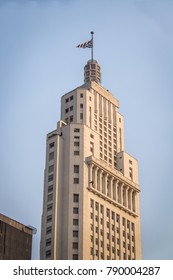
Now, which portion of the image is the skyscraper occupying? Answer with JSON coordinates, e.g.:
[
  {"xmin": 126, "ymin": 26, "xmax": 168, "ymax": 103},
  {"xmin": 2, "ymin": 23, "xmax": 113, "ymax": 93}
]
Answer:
[
  {"xmin": 0, "ymin": 213, "xmax": 34, "ymax": 260},
  {"xmin": 40, "ymin": 54, "xmax": 142, "ymax": 260}
]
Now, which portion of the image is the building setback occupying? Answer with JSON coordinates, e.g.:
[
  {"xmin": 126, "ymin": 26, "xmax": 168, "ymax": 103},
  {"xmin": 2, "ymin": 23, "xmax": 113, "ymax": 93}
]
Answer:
[
  {"xmin": 0, "ymin": 213, "xmax": 33, "ymax": 260},
  {"xmin": 40, "ymin": 58, "xmax": 142, "ymax": 260}
]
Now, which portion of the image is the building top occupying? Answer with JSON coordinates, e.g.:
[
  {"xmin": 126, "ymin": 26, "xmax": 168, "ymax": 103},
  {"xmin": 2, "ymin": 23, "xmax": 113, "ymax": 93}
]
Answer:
[
  {"xmin": 0, "ymin": 213, "xmax": 33, "ymax": 235},
  {"xmin": 62, "ymin": 80, "xmax": 119, "ymax": 108},
  {"xmin": 84, "ymin": 59, "xmax": 101, "ymax": 84}
]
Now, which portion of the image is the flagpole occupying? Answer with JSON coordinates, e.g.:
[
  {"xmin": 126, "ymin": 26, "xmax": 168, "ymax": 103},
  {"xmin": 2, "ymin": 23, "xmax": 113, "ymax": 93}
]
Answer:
[{"xmin": 91, "ymin": 31, "xmax": 94, "ymax": 61}]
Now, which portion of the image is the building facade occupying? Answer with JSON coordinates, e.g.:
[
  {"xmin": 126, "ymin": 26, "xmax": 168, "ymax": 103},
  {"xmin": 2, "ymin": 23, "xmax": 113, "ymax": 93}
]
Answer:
[
  {"xmin": 0, "ymin": 213, "xmax": 33, "ymax": 260},
  {"xmin": 40, "ymin": 59, "xmax": 142, "ymax": 260}
]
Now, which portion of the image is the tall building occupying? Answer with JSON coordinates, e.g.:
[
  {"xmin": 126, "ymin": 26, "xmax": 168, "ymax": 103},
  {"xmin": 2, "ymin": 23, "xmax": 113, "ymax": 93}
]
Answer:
[
  {"xmin": 40, "ymin": 57, "xmax": 142, "ymax": 260},
  {"xmin": 0, "ymin": 213, "xmax": 34, "ymax": 260}
]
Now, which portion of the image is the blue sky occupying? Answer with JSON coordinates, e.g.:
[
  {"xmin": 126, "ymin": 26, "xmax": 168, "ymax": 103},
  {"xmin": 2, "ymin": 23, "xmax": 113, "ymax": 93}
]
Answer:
[{"xmin": 0, "ymin": 0, "xmax": 173, "ymax": 259}]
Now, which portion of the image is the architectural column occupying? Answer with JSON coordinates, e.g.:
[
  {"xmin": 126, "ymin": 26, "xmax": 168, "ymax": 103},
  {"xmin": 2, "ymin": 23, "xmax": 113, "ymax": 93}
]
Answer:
[
  {"xmin": 93, "ymin": 166, "xmax": 98, "ymax": 189},
  {"xmin": 97, "ymin": 169, "xmax": 100, "ymax": 191},
  {"xmin": 102, "ymin": 173, "xmax": 107, "ymax": 195},
  {"xmin": 120, "ymin": 183, "xmax": 124, "ymax": 205},
  {"xmin": 88, "ymin": 163, "xmax": 93, "ymax": 189},
  {"xmin": 116, "ymin": 180, "xmax": 119, "ymax": 203},
  {"xmin": 107, "ymin": 176, "xmax": 112, "ymax": 198},
  {"xmin": 123, "ymin": 185, "xmax": 128, "ymax": 207},
  {"xmin": 132, "ymin": 191, "xmax": 136, "ymax": 212},
  {"xmin": 128, "ymin": 188, "xmax": 132, "ymax": 210},
  {"xmin": 112, "ymin": 180, "xmax": 116, "ymax": 201}
]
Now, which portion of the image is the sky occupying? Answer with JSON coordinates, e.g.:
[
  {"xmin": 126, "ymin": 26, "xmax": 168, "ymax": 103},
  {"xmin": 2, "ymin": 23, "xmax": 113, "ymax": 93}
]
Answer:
[{"xmin": 0, "ymin": 0, "xmax": 173, "ymax": 260}]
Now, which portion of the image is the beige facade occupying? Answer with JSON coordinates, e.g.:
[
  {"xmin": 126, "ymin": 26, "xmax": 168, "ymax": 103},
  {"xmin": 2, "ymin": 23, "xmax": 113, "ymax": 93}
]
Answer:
[{"xmin": 40, "ymin": 60, "xmax": 142, "ymax": 260}]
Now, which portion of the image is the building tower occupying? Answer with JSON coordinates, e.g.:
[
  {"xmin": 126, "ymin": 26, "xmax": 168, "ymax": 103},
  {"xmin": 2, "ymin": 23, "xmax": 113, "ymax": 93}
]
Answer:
[{"xmin": 40, "ymin": 52, "xmax": 142, "ymax": 260}]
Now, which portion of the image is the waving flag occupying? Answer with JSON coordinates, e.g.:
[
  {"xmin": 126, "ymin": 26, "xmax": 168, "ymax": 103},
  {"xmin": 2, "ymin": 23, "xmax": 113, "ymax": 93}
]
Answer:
[{"xmin": 76, "ymin": 39, "xmax": 93, "ymax": 48}]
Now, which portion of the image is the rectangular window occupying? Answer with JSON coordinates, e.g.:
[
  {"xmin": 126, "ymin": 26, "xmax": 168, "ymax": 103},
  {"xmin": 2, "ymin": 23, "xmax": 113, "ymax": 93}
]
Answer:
[
  {"xmin": 47, "ymin": 193, "xmax": 53, "ymax": 202},
  {"xmin": 74, "ymin": 151, "xmax": 80, "ymax": 155},
  {"xmin": 70, "ymin": 115, "xmax": 73, "ymax": 122},
  {"xmin": 48, "ymin": 174, "xmax": 54, "ymax": 182},
  {"xmin": 74, "ymin": 142, "xmax": 80, "ymax": 146},
  {"xmin": 73, "ymin": 254, "xmax": 78, "ymax": 260},
  {"xmin": 48, "ymin": 185, "xmax": 53, "ymax": 193},
  {"xmin": 73, "ymin": 194, "xmax": 79, "ymax": 202},
  {"xmin": 74, "ymin": 165, "xmax": 79, "ymax": 173},
  {"xmin": 73, "ymin": 219, "xmax": 78, "ymax": 226},
  {"xmin": 46, "ymin": 250, "xmax": 51, "ymax": 258},
  {"xmin": 73, "ymin": 207, "xmax": 79, "ymax": 214},
  {"xmin": 46, "ymin": 238, "xmax": 51, "ymax": 246},
  {"xmin": 48, "ymin": 165, "xmax": 54, "ymax": 173},
  {"xmin": 74, "ymin": 128, "xmax": 80, "ymax": 132},
  {"xmin": 46, "ymin": 226, "xmax": 52, "ymax": 234},
  {"xmin": 65, "ymin": 98, "xmax": 69, "ymax": 103},
  {"xmin": 73, "ymin": 231, "xmax": 78, "ymax": 237},
  {"xmin": 80, "ymin": 104, "xmax": 83, "ymax": 108},
  {"xmin": 47, "ymin": 203, "xmax": 53, "ymax": 211},
  {"xmin": 74, "ymin": 178, "xmax": 79, "ymax": 184},
  {"xmin": 73, "ymin": 242, "xmax": 78, "ymax": 250},
  {"xmin": 70, "ymin": 106, "xmax": 73, "ymax": 111},
  {"xmin": 80, "ymin": 93, "xmax": 83, "ymax": 98},
  {"xmin": 80, "ymin": 113, "xmax": 83, "ymax": 120},
  {"xmin": 49, "ymin": 142, "xmax": 54, "ymax": 149},
  {"xmin": 65, "ymin": 108, "xmax": 69, "ymax": 113},
  {"xmin": 49, "ymin": 152, "xmax": 54, "ymax": 161},
  {"xmin": 70, "ymin": 96, "xmax": 73, "ymax": 101},
  {"xmin": 47, "ymin": 215, "xmax": 52, "ymax": 222}
]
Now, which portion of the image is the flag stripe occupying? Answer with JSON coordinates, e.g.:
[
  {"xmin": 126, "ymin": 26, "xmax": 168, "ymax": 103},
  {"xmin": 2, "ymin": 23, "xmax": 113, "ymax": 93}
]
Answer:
[{"xmin": 76, "ymin": 39, "xmax": 93, "ymax": 48}]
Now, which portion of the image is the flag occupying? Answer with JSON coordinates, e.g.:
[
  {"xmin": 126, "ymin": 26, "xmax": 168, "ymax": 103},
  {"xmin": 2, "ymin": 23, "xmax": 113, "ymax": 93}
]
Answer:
[{"xmin": 76, "ymin": 39, "xmax": 93, "ymax": 48}]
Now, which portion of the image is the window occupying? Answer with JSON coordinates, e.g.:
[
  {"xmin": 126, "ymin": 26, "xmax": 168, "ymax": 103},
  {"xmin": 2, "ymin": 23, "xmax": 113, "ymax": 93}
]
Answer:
[
  {"xmin": 74, "ymin": 136, "xmax": 80, "ymax": 139},
  {"xmin": 73, "ymin": 242, "xmax": 78, "ymax": 249},
  {"xmin": 116, "ymin": 214, "xmax": 120, "ymax": 223},
  {"xmin": 73, "ymin": 194, "xmax": 79, "ymax": 203},
  {"xmin": 48, "ymin": 165, "xmax": 54, "ymax": 173},
  {"xmin": 74, "ymin": 151, "xmax": 80, "ymax": 155},
  {"xmin": 47, "ymin": 193, "xmax": 53, "ymax": 202},
  {"xmin": 47, "ymin": 215, "xmax": 52, "ymax": 222},
  {"xmin": 48, "ymin": 185, "xmax": 53, "ymax": 193},
  {"xmin": 73, "ymin": 230, "xmax": 78, "ymax": 238},
  {"xmin": 73, "ymin": 219, "xmax": 78, "ymax": 226},
  {"xmin": 129, "ymin": 160, "xmax": 132, "ymax": 165},
  {"xmin": 80, "ymin": 104, "xmax": 83, "ymax": 108},
  {"xmin": 49, "ymin": 152, "xmax": 54, "ymax": 161},
  {"xmin": 65, "ymin": 98, "xmax": 69, "ymax": 103},
  {"xmin": 90, "ymin": 199, "xmax": 94, "ymax": 208},
  {"xmin": 70, "ymin": 106, "xmax": 73, "ymax": 111},
  {"xmin": 74, "ymin": 165, "xmax": 79, "ymax": 173},
  {"xmin": 90, "ymin": 134, "xmax": 94, "ymax": 139},
  {"xmin": 89, "ymin": 96, "xmax": 92, "ymax": 101},
  {"xmin": 74, "ymin": 142, "xmax": 79, "ymax": 146},
  {"xmin": 73, "ymin": 207, "xmax": 79, "ymax": 214},
  {"xmin": 46, "ymin": 238, "xmax": 51, "ymax": 246},
  {"xmin": 48, "ymin": 174, "xmax": 54, "ymax": 182},
  {"xmin": 65, "ymin": 108, "xmax": 69, "ymax": 113},
  {"xmin": 70, "ymin": 96, "xmax": 73, "ymax": 101},
  {"xmin": 80, "ymin": 113, "xmax": 83, "ymax": 120},
  {"xmin": 46, "ymin": 250, "xmax": 51, "ymax": 258},
  {"xmin": 73, "ymin": 254, "xmax": 78, "ymax": 260},
  {"xmin": 47, "ymin": 204, "xmax": 53, "ymax": 211},
  {"xmin": 80, "ymin": 93, "xmax": 83, "ymax": 98},
  {"xmin": 119, "ymin": 118, "xmax": 121, "ymax": 123},
  {"xmin": 74, "ymin": 178, "xmax": 79, "ymax": 184},
  {"xmin": 70, "ymin": 115, "xmax": 73, "ymax": 122},
  {"xmin": 74, "ymin": 128, "xmax": 80, "ymax": 133},
  {"xmin": 49, "ymin": 142, "xmax": 54, "ymax": 149},
  {"xmin": 46, "ymin": 226, "xmax": 52, "ymax": 234}
]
